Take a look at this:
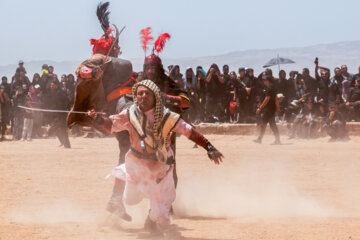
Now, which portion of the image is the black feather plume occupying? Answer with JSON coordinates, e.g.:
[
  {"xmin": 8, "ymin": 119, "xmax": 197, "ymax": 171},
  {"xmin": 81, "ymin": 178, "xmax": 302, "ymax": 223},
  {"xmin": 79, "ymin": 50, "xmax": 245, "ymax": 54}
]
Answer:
[{"xmin": 96, "ymin": 2, "xmax": 110, "ymax": 39}]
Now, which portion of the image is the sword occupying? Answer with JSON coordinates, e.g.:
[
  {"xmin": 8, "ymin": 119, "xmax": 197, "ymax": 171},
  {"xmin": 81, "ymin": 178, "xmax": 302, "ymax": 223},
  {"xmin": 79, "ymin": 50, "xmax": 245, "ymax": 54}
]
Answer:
[{"xmin": 18, "ymin": 105, "xmax": 105, "ymax": 115}]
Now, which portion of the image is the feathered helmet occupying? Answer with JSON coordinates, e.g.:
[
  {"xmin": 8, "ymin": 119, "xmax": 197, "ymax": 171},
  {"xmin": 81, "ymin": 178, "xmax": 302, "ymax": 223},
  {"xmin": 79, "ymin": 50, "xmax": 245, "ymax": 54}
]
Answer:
[
  {"xmin": 90, "ymin": 2, "xmax": 121, "ymax": 56},
  {"xmin": 140, "ymin": 27, "xmax": 171, "ymax": 66}
]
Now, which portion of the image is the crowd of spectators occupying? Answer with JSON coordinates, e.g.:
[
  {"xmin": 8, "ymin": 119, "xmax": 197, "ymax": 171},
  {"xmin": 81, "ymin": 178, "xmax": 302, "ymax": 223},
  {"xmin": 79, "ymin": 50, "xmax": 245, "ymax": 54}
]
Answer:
[
  {"xmin": 0, "ymin": 58, "xmax": 359, "ymax": 142},
  {"xmin": 0, "ymin": 61, "xmax": 76, "ymax": 143}
]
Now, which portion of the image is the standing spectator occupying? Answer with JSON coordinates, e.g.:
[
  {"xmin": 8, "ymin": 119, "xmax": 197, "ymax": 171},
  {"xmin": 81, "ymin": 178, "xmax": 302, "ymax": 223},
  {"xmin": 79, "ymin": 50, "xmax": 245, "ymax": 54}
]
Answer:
[
  {"xmin": 1, "ymin": 77, "xmax": 11, "ymax": 97},
  {"xmin": 302, "ymin": 68, "xmax": 318, "ymax": 96},
  {"xmin": 196, "ymin": 67, "xmax": 207, "ymax": 122},
  {"xmin": 0, "ymin": 85, "xmax": 10, "ymax": 141},
  {"xmin": 314, "ymin": 58, "xmax": 330, "ymax": 103},
  {"xmin": 48, "ymin": 80, "xmax": 71, "ymax": 148},
  {"xmin": 295, "ymin": 73, "xmax": 306, "ymax": 98},
  {"xmin": 341, "ymin": 65, "xmax": 353, "ymax": 82},
  {"xmin": 169, "ymin": 65, "xmax": 184, "ymax": 90},
  {"xmin": 183, "ymin": 67, "xmax": 198, "ymax": 123},
  {"xmin": 41, "ymin": 64, "xmax": 49, "ymax": 77},
  {"xmin": 32, "ymin": 73, "xmax": 41, "ymax": 86},
  {"xmin": 222, "ymin": 65, "xmax": 231, "ymax": 122},
  {"xmin": 205, "ymin": 64, "xmax": 225, "ymax": 122},
  {"xmin": 331, "ymin": 67, "xmax": 344, "ymax": 89},
  {"xmin": 274, "ymin": 70, "xmax": 288, "ymax": 97},
  {"xmin": 287, "ymin": 71, "xmax": 298, "ymax": 101},
  {"xmin": 242, "ymin": 68, "xmax": 258, "ymax": 123},
  {"xmin": 236, "ymin": 67, "xmax": 247, "ymax": 122},
  {"xmin": 22, "ymin": 97, "xmax": 34, "ymax": 141},
  {"xmin": 67, "ymin": 74, "xmax": 76, "ymax": 101},
  {"xmin": 28, "ymin": 84, "xmax": 43, "ymax": 138},
  {"xmin": 12, "ymin": 86, "xmax": 26, "ymax": 140},
  {"xmin": 228, "ymin": 71, "xmax": 238, "ymax": 122},
  {"xmin": 253, "ymin": 76, "xmax": 281, "ymax": 144},
  {"xmin": 351, "ymin": 65, "xmax": 360, "ymax": 87},
  {"xmin": 16, "ymin": 60, "xmax": 27, "ymax": 74}
]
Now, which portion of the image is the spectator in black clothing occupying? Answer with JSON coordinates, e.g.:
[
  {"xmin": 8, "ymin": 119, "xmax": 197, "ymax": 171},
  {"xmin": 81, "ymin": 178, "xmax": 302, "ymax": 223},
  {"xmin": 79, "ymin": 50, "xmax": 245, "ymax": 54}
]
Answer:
[
  {"xmin": 222, "ymin": 65, "xmax": 231, "ymax": 122},
  {"xmin": 12, "ymin": 86, "xmax": 26, "ymax": 140},
  {"xmin": 253, "ymin": 76, "xmax": 281, "ymax": 145},
  {"xmin": 16, "ymin": 60, "xmax": 26, "ymax": 74},
  {"xmin": 295, "ymin": 73, "xmax": 306, "ymax": 98},
  {"xmin": 324, "ymin": 103, "xmax": 347, "ymax": 142},
  {"xmin": 169, "ymin": 65, "xmax": 184, "ymax": 90},
  {"xmin": 236, "ymin": 67, "xmax": 247, "ymax": 122},
  {"xmin": 331, "ymin": 67, "xmax": 344, "ymax": 89},
  {"xmin": 314, "ymin": 59, "xmax": 330, "ymax": 103},
  {"xmin": 341, "ymin": 65, "xmax": 353, "ymax": 82},
  {"xmin": 196, "ymin": 67, "xmax": 207, "ymax": 122},
  {"xmin": 301, "ymin": 99, "xmax": 320, "ymax": 139},
  {"xmin": 67, "ymin": 74, "xmax": 76, "ymax": 99},
  {"xmin": 183, "ymin": 67, "xmax": 198, "ymax": 123},
  {"xmin": 328, "ymin": 82, "xmax": 342, "ymax": 104},
  {"xmin": 302, "ymin": 68, "xmax": 318, "ymax": 96},
  {"xmin": 287, "ymin": 71, "xmax": 298, "ymax": 101},
  {"xmin": 228, "ymin": 71, "xmax": 238, "ymax": 122},
  {"xmin": 0, "ymin": 85, "xmax": 10, "ymax": 141},
  {"xmin": 205, "ymin": 64, "xmax": 225, "ymax": 122},
  {"xmin": 22, "ymin": 97, "xmax": 34, "ymax": 141},
  {"xmin": 48, "ymin": 80, "xmax": 71, "ymax": 148},
  {"xmin": 275, "ymin": 70, "xmax": 288, "ymax": 96},
  {"xmin": 48, "ymin": 66, "xmax": 54, "ymax": 75},
  {"xmin": 345, "ymin": 78, "xmax": 360, "ymax": 121},
  {"xmin": 351, "ymin": 65, "xmax": 360, "ymax": 87},
  {"xmin": 1, "ymin": 76, "xmax": 11, "ymax": 97},
  {"xmin": 242, "ymin": 68, "xmax": 257, "ymax": 123},
  {"xmin": 32, "ymin": 73, "xmax": 41, "ymax": 86}
]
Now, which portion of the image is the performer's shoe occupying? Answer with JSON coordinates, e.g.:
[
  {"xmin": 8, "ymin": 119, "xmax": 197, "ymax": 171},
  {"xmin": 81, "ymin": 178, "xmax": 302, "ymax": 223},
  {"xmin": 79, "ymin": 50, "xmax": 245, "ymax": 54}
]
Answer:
[
  {"xmin": 106, "ymin": 196, "xmax": 132, "ymax": 222},
  {"xmin": 253, "ymin": 138, "xmax": 262, "ymax": 144},
  {"xmin": 144, "ymin": 214, "xmax": 160, "ymax": 234},
  {"xmin": 271, "ymin": 139, "xmax": 281, "ymax": 145}
]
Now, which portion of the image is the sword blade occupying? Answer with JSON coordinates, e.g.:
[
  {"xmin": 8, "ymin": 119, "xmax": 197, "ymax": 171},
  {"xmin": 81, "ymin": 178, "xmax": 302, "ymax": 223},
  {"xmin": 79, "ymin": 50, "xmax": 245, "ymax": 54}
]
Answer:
[{"xmin": 17, "ymin": 106, "xmax": 104, "ymax": 115}]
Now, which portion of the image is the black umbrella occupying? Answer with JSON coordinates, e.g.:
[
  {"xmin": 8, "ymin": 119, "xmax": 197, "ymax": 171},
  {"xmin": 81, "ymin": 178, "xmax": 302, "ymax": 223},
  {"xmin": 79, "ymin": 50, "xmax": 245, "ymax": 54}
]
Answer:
[{"xmin": 263, "ymin": 55, "xmax": 295, "ymax": 71}]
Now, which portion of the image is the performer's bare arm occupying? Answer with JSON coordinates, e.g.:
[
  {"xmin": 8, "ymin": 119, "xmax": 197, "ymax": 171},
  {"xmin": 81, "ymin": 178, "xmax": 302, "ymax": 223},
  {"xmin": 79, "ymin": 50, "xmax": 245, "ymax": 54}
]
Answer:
[
  {"xmin": 88, "ymin": 110, "xmax": 113, "ymax": 135},
  {"xmin": 89, "ymin": 109, "xmax": 129, "ymax": 135},
  {"xmin": 173, "ymin": 119, "xmax": 224, "ymax": 165}
]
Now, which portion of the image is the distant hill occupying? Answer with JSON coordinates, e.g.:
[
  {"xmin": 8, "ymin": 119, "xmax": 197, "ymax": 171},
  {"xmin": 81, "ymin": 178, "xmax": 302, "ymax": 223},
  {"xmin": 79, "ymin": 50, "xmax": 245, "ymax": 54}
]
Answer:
[{"xmin": 1, "ymin": 40, "xmax": 360, "ymax": 81}]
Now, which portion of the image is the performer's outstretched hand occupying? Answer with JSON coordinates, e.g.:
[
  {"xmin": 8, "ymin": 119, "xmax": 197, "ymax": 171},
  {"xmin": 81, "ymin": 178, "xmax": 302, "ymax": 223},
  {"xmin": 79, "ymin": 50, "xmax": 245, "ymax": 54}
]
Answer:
[
  {"xmin": 206, "ymin": 145, "xmax": 224, "ymax": 165},
  {"xmin": 88, "ymin": 109, "xmax": 98, "ymax": 120}
]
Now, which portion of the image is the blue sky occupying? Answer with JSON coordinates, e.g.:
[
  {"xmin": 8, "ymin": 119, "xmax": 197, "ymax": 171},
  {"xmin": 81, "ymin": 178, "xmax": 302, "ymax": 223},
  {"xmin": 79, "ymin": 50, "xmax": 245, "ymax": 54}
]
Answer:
[{"xmin": 0, "ymin": 0, "xmax": 359, "ymax": 65}]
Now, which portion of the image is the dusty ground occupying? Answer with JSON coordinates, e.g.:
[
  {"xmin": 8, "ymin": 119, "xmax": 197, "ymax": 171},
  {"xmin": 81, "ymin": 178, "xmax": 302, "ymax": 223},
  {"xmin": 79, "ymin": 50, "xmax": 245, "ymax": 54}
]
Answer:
[{"xmin": 0, "ymin": 134, "xmax": 360, "ymax": 240}]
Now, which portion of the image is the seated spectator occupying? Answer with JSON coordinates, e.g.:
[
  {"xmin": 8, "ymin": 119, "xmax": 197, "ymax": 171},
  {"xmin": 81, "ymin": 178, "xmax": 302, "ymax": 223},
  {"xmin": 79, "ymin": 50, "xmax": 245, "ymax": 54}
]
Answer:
[
  {"xmin": 345, "ymin": 78, "xmax": 360, "ymax": 121},
  {"xmin": 324, "ymin": 103, "xmax": 347, "ymax": 142}
]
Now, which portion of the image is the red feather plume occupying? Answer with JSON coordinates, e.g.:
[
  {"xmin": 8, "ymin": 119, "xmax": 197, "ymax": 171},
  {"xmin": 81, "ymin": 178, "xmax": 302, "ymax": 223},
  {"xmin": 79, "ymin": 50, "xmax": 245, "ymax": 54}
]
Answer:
[
  {"xmin": 154, "ymin": 33, "xmax": 171, "ymax": 54},
  {"xmin": 140, "ymin": 27, "xmax": 153, "ymax": 53}
]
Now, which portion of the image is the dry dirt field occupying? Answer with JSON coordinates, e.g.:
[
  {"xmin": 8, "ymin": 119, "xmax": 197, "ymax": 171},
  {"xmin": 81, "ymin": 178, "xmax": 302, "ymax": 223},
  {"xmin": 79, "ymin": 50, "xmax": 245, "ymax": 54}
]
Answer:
[{"xmin": 1, "ymin": 134, "xmax": 360, "ymax": 240}]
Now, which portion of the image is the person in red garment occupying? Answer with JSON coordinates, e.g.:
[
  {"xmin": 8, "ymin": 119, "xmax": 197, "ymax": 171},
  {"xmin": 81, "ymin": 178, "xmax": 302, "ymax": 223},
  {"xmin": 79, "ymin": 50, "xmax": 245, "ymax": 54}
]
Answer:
[{"xmin": 89, "ymin": 80, "xmax": 223, "ymax": 233}]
